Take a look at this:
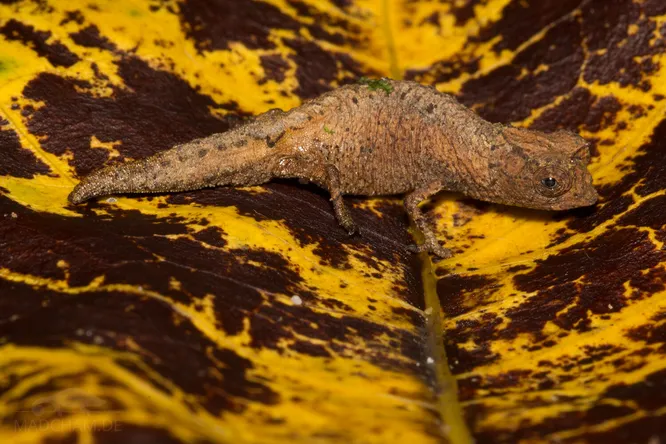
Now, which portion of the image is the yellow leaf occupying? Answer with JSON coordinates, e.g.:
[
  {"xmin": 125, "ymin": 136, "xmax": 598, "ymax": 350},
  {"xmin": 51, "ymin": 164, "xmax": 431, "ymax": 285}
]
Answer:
[
  {"xmin": 1, "ymin": 0, "xmax": 665, "ymax": 443},
  {"xmin": 414, "ymin": 1, "xmax": 666, "ymax": 443}
]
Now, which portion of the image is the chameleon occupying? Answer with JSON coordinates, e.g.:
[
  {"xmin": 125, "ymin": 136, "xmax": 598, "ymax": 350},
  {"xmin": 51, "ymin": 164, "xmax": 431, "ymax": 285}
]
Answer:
[{"xmin": 68, "ymin": 79, "xmax": 598, "ymax": 258}]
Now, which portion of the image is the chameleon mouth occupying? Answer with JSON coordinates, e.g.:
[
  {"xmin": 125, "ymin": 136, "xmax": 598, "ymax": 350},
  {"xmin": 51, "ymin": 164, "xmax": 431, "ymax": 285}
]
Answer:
[{"xmin": 548, "ymin": 189, "xmax": 598, "ymax": 211}]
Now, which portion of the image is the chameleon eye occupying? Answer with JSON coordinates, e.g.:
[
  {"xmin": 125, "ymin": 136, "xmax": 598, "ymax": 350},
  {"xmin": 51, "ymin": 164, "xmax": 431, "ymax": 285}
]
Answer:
[
  {"xmin": 541, "ymin": 177, "xmax": 557, "ymax": 188},
  {"xmin": 534, "ymin": 166, "xmax": 571, "ymax": 198}
]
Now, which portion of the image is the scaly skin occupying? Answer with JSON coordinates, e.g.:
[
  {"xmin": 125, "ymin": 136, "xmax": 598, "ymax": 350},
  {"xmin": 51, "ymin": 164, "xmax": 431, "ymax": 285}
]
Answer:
[{"xmin": 68, "ymin": 80, "xmax": 598, "ymax": 258}]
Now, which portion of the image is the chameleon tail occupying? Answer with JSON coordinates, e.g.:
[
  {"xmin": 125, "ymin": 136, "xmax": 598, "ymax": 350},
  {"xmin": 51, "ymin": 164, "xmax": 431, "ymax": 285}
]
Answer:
[{"xmin": 68, "ymin": 132, "xmax": 274, "ymax": 204}]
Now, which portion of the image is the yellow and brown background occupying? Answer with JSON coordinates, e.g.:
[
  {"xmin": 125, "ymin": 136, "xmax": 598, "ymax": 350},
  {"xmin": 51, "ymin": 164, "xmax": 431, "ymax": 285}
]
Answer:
[{"xmin": 0, "ymin": 0, "xmax": 665, "ymax": 443}]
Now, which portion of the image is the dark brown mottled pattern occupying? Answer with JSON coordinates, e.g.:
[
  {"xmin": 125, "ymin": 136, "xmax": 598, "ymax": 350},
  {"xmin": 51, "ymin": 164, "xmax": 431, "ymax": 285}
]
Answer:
[
  {"xmin": 177, "ymin": 0, "xmax": 369, "ymax": 97},
  {"xmin": 178, "ymin": 0, "xmax": 301, "ymax": 52},
  {"xmin": 459, "ymin": 16, "xmax": 584, "ymax": 123},
  {"xmin": 167, "ymin": 184, "xmax": 424, "ymax": 306},
  {"xmin": 284, "ymin": 38, "xmax": 367, "ymax": 98},
  {"xmin": 2, "ymin": 0, "xmax": 665, "ymax": 442},
  {"xmin": 93, "ymin": 425, "xmax": 201, "ymax": 444},
  {"xmin": 22, "ymin": 56, "xmax": 232, "ymax": 176},
  {"xmin": 259, "ymin": 54, "xmax": 290, "ymax": 84},
  {"xmin": 433, "ymin": 0, "xmax": 666, "ymax": 441},
  {"xmin": 0, "ymin": 181, "xmax": 426, "ymax": 366},
  {"xmin": 474, "ymin": 0, "xmax": 583, "ymax": 52},
  {"xmin": 0, "ymin": 121, "xmax": 51, "ymax": 178},
  {"xmin": 69, "ymin": 24, "xmax": 117, "ymax": 50},
  {"xmin": 0, "ymin": 19, "xmax": 80, "ymax": 67},
  {"xmin": 414, "ymin": 0, "xmax": 665, "ymax": 126},
  {"xmin": 0, "ymin": 278, "xmax": 278, "ymax": 415},
  {"xmin": 437, "ymin": 273, "xmax": 499, "ymax": 317},
  {"xmin": 581, "ymin": 0, "xmax": 666, "ymax": 90}
]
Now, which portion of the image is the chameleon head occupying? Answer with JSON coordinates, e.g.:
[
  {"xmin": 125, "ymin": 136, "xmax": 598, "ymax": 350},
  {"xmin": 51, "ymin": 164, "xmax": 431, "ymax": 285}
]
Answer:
[{"xmin": 488, "ymin": 126, "xmax": 598, "ymax": 211}]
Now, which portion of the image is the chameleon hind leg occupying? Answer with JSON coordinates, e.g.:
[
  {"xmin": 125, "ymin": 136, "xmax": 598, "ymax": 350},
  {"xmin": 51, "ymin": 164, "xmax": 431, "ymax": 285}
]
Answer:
[
  {"xmin": 274, "ymin": 156, "xmax": 357, "ymax": 235},
  {"xmin": 404, "ymin": 182, "xmax": 451, "ymax": 258}
]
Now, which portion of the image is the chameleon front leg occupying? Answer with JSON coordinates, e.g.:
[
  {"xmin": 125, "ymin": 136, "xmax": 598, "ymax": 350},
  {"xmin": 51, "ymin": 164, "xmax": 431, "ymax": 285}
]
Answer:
[
  {"xmin": 404, "ymin": 182, "xmax": 451, "ymax": 258},
  {"xmin": 324, "ymin": 164, "xmax": 358, "ymax": 235}
]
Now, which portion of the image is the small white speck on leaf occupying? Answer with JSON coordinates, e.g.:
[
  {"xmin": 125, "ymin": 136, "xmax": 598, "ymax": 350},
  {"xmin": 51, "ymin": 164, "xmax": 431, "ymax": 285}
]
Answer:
[
  {"xmin": 106, "ymin": 197, "xmax": 117, "ymax": 203},
  {"xmin": 291, "ymin": 295, "xmax": 303, "ymax": 305},
  {"xmin": 426, "ymin": 357, "xmax": 434, "ymax": 364}
]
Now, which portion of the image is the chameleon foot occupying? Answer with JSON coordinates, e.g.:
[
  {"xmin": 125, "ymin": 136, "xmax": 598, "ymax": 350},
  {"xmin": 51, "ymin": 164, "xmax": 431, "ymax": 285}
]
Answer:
[
  {"xmin": 408, "ymin": 239, "xmax": 452, "ymax": 258},
  {"xmin": 340, "ymin": 219, "xmax": 359, "ymax": 236}
]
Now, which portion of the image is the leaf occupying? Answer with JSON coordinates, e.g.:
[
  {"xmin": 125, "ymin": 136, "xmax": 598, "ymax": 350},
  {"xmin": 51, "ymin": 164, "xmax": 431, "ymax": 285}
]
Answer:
[
  {"xmin": 410, "ymin": 1, "xmax": 666, "ymax": 443},
  {"xmin": 0, "ymin": 1, "xmax": 665, "ymax": 444},
  {"xmin": 0, "ymin": 1, "xmax": 456, "ymax": 443}
]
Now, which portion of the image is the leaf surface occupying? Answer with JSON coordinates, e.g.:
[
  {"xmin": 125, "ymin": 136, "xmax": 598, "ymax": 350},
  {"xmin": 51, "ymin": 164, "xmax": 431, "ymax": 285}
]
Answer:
[
  {"xmin": 0, "ymin": 1, "xmax": 665, "ymax": 443},
  {"xmin": 412, "ymin": 1, "xmax": 666, "ymax": 443}
]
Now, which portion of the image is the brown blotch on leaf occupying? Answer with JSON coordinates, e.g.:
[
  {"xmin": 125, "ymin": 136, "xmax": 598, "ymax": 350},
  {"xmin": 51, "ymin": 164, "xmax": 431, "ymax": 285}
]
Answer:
[
  {"xmin": 259, "ymin": 54, "xmax": 289, "ymax": 84},
  {"xmin": 178, "ymin": 0, "xmax": 300, "ymax": 52},
  {"xmin": 444, "ymin": 313, "xmax": 502, "ymax": 374},
  {"xmin": 284, "ymin": 39, "xmax": 367, "ymax": 98},
  {"xmin": 531, "ymin": 87, "xmax": 622, "ymax": 135},
  {"xmin": 91, "ymin": 425, "xmax": 188, "ymax": 443},
  {"xmin": 560, "ymin": 412, "xmax": 666, "ymax": 444},
  {"xmin": 60, "ymin": 10, "xmax": 85, "ymax": 26},
  {"xmin": 247, "ymin": 299, "xmax": 425, "ymax": 371},
  {"xmin": 285, "ymin": 0, "xmax": 360, "ymax": 47},
  {"xmin": 437, "ymin": 273, "xmax": 499, "ymax": 317},
  {"xmin": 0, "ymin": 19, "xmax": 80, "ymax": 67},
  {"xmin": 0, "ymin": 123, "xmax": 52, "ymax": 178},
  {"xmin": 581, "ymin": 1, "xmax": 666, "ymax": 90},
  {"xmin": 473, "ymin": 0, "xmax": 583, "ymax": 53},
  {"xmin": 625, "ymin": 310, "xmax": 666, "ymax": 354},
  {"xmin": 617, "ymin": 194, "xmax": 666, "ymax": 242},
  {"xmin": 0, "ymin": 278, "xmax": 278, "ymax": 416},
  {"xmin": 167, "ymin": 184, "xmax": 422, "ymax": 307},
  {"xmin": 458, "ymin": 17, "xmax": 583, "ymax": 123},
  {"xmin": 449, "ymin": 0, "xmax": 477, "ymax": 25},
  {"xmin": 192, "ymin": 226, "xmax": 228, "ymax": 248},
  {"xmin": 565, "ymin": 117, "xmax": 666, "ymax": 237},
  {"xmin": 471, "ymin": 402, "xmax": 637, "ymax": 444},
  {"xmin": 509, "ymin": 228, "xmax": 665, "ymax": 339},
  {"xmin": 22, "ymin": 55, "xmax": 233, "ymax": 176},
  {"xmin": 69, "ymin": 24, "xmax": 117, "ymax": 50}
]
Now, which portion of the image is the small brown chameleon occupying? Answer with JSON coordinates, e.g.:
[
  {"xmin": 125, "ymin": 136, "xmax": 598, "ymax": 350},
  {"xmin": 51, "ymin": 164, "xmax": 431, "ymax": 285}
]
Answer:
[{"xmin": 68, "ymin": 79, "xmax": 598, "ymax": 258}]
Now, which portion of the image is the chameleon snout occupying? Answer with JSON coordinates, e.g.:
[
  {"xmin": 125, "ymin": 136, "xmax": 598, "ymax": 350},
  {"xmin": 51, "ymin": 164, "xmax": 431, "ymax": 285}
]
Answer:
[{"xmin": 583, "ymin": 188, "xmax": 599, "ymax": 206}]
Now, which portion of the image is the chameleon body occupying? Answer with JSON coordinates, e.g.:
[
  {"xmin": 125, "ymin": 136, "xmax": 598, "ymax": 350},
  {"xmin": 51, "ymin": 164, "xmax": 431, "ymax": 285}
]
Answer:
[{"xmin": 68, "ymin": 79, "xmax": 598, "ymax": 257}]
